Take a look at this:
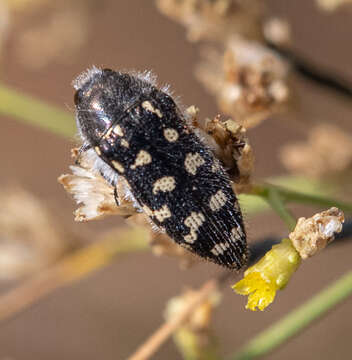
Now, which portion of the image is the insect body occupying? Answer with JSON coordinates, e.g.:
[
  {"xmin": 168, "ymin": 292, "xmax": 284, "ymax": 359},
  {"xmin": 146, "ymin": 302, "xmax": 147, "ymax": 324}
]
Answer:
[{"xmin": 73, "ymin": 67, "xmax": 247, "ymax": 269}]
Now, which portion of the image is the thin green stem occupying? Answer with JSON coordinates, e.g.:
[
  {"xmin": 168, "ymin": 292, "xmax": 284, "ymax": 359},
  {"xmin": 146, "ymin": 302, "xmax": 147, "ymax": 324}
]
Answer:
[
  {"xmin": 275, "ymin": 185, "xmax": 352, "ymax": 213},
  {"xmin": 0, "ymin": 84, "xmax": 75, "ymax": 138},
  {"xmin": 228, "ymin": 271, "xmax": 352, "ymax": 360},
  {"xmin": 265, "ymin": 188, "xmax": 296, "ymax": 231},
  {"xmin": 252, "ymin": 183, "xmax": 352, "ymax": 215}
]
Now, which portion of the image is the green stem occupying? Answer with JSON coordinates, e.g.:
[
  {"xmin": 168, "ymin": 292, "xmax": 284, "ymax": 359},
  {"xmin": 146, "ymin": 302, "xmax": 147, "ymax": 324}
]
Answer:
[
  {"xmin": 275, "ymin": 185, "xmax": 352, "ymax": 213},
  {"xmin": 252, "ymin": 184, "xmax": 352, "ymax": 215},
  {"xmin": 229, "ymin": 271, "xmax": 352, "ymax": 360},
  {"xmin": 265, "ymin": 188, "xmax": 296, "ymax": 231},
  {"xmin": 0, "ymin": 84, "xmax": 75, "ymax": 138}
]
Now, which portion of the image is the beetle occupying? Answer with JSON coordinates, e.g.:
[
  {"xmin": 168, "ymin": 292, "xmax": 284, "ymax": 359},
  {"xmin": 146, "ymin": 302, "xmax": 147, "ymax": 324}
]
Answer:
[{"xmin": 73, "ymin": 67, "xmax": 247, "ymax": 269}]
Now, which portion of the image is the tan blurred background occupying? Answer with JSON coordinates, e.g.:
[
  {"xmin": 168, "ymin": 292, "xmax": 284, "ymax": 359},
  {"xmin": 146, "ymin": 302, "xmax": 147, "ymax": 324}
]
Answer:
[{"xmin": 0, "ymin": 1, "xmax": 351, "ymax": 359}]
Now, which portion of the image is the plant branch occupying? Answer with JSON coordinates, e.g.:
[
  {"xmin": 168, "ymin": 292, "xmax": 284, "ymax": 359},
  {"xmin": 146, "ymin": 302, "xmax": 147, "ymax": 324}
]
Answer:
[
  {"xmin": 127, "ymin": 278, "xmax": 219, "ymax": 360},
  {"xmin": 265, "ymin": 187, "xmax": 296, "ymax": 231},
  {"xmin": 229, "ymin": 270, "xmax": 352, "ymax": 360},
  {"xmin": 266, "ymin": 41, "xmax": 352, "ymax": 99},
  {"xmin": 252, "ymin": 183, "xmax": 352, "ymax": 214},
  {"xmin": 0, "ymin": 84, "xmax": 75, "ymax": 138}
]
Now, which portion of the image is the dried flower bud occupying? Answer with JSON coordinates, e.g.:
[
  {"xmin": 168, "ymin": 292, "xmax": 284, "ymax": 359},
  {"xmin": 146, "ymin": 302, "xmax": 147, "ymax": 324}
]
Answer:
[
  {"xmin": 280, "ymin": 124, "xmax": 352, "ymax": 178},
  {"xmin": 289, "ymin": 207, "xmax": 344, "ymax": 259},
  {"xmin": 156, "ymin": 0, "xmax": 262, "ymax": 42},
  {"xmin": 197, "ymin": 37, "xmax": 290, "ymax": 128}
]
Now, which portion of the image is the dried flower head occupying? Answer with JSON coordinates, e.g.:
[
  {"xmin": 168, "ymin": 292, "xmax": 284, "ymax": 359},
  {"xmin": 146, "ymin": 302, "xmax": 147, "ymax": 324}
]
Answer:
[
  {"xmin": 165, "ymin": 288, "xmax": 221, "ymax": 358},
  {"xmin": 316, "ymin": 0, "xmax": 352, "ymax": 11},
  {"xmin": 155, "ymin": 0, "xmax": 262, "ymax": 42},
  {"xmin": 197, "ymin": 37, "xmax": 290, "ymax": 128},
  {"xmin": 289, "ymin": 207, "xmax": 344, "ymax": 259},
  {"xmin": 201, "ymin": 114, "xmax": 254, "ymax": 192},
  {"xmin": 58, "ymin": 148, "xmax": 136, "ymax": 221},
  {"xmin": 280, "ymin": 124, "xmax": 352, "ymax": 178},
  {"xmin": 0, "ymin": 188, "xmax": 67, "ymax": 280}
]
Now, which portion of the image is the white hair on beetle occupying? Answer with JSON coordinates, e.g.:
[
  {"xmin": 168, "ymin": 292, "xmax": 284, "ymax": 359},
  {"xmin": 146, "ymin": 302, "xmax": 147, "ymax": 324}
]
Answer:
[{"xmin": 72, "ymin": 65, "xmax": 102, "ymax": 90}]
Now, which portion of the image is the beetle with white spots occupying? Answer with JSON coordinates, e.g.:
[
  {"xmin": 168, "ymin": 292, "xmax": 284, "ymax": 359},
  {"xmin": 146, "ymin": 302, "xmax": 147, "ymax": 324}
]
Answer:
[{"xmin": 73, "ymin": 67, "xmax": 248, "ymax": 269}]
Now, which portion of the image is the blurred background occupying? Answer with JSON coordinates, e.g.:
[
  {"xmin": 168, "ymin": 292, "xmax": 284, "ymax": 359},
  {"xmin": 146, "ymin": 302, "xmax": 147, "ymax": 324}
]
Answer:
[{"xmin": 0, "ymin": 1, "xmax": 351, "ymax": 359}]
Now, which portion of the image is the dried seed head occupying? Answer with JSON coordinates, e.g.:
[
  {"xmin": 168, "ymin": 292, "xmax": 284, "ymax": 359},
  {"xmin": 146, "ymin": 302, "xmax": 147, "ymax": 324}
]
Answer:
[
  {"xmin": 155, "ymin": 0, "xmax": 262, "ymax": 42},
  {"xmin": 197, "ymin": 36, "xmax": 290, "ymax": 128},
  {"xmin": 280, "ymin": 124, "xmax": 352, "ymax": 178},
  {"xmin": 289, "ymin": 207, "xmax": 344, "ymax": 259},
  {"xmin": 200, "ymin": 114, "xmax": 254, "ymax": 191}
]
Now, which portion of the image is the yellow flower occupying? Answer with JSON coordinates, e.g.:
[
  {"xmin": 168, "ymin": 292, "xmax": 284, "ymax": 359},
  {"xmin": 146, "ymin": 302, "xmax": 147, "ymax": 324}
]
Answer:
[{"xmin": 233, "ymin": 238, "xmax": 301, "ymax": 311}]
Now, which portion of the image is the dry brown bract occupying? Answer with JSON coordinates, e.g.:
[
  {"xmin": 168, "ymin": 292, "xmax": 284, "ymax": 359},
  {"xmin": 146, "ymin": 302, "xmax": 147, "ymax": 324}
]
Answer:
[
  {"xmin": 289, "ymin": 207, "xmax": 344, "ymax": 259},
  {"xmin": 155, "ymin": 0, "xmax": 262, "ymax": 42},
  {"xmin": 280, "ymin": 124, "xmax": 352, "ymax": 178},
  {"xmin": 197, "ymin": 37, "xmax": 290, "ymax": 128}
]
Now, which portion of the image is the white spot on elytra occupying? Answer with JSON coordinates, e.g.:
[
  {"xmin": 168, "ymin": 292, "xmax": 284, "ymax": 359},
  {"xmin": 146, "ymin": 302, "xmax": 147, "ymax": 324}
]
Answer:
[
  {"xmin": 111, "ymin": 160, "xmax": 124, "ymax": 173},
  {"xmin": 184, "ymin": 153, "xmax": 205, "ymax": 175},
  {"xmin": 163, "ymin": 128, "xmax": 179, "ymax": 142},
  {"xmin": 184, "ymin": 212, "xmax": 205, "ymax": 243},
  {"xmin": 143, "ymin": 204, "xmax": 171, "ymax": 223},
  {"xmin": 113, "ymin": 124, "xmax": 124, "ymax": 136},
  {"xmin": 153, "ymin": 176, "xmax": 176, "ymax": 194},
  {"xmin": 211, "ymin": 159, "xmax": 222, "ymax": 173},
  {"xmin": 231, "ymin": 225, "xmax": 244, "ymax": 239},
  {"xmin": 131, "ymin": 150, "xmax": 152, "ymax": 169},
  {"xmin": 121, "ymin": 139, "xmax": 129, "ymax": 148},
  {"xmin": 142, "ymin": 101, "xmax": 162, "ymax": 118},
  {"xmin": 209, "ymin": 190, "xmax": 227, "ymax": 211},
  {"xmin": 211, "ymin": 242, "xmax": 230, "ymax": 256}
]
